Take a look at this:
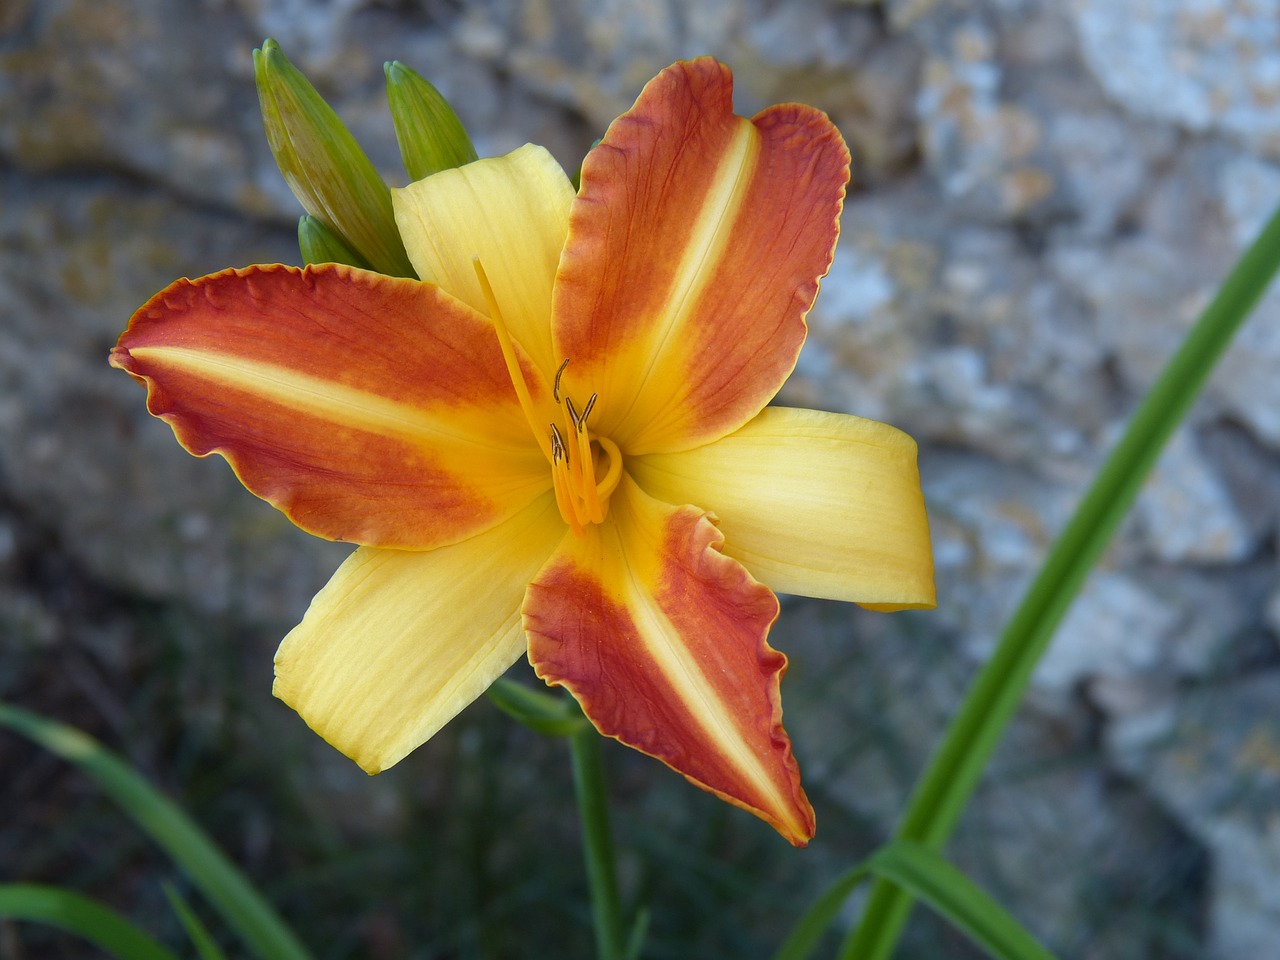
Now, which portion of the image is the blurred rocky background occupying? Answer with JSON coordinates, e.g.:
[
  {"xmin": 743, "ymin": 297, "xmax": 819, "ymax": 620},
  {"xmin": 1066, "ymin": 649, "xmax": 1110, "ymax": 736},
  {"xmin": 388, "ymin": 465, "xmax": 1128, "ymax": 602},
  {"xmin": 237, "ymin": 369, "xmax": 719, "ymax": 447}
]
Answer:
[{"xmin": 2, "ymin": 0, "xmax": 1279, "ymax": 957}]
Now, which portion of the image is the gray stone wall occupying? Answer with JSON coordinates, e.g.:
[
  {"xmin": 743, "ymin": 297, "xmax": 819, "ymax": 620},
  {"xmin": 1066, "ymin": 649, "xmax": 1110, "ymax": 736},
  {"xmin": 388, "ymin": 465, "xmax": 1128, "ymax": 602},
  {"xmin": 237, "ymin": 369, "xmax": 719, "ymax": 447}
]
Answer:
[{"xmin": 3, "ymin": 1, "xmax": 1279, "ymax": 956}]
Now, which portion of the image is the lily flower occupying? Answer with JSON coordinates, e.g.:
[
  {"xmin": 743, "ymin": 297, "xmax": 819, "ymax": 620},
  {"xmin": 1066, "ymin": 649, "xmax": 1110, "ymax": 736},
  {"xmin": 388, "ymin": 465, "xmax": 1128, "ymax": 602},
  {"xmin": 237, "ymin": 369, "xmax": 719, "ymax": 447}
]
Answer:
[{"xmin": 111, "ymin": 58, "xmax": 934, "ymax": 846}]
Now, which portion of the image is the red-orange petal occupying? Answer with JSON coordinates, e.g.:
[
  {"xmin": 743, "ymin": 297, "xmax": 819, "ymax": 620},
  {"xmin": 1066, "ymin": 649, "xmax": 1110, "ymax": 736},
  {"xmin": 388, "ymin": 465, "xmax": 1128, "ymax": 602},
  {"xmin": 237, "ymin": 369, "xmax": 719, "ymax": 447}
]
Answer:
[
  {"xmin": 551, "ymin": 58, "xmax": 850, "ymax": 455},
  {"xmin": 111, "ymin": 264, "xmax": 549, "ymax": 549},
  {"xmin": 523, "ymin": 474, "xmax": 814, "ymax": 845}
]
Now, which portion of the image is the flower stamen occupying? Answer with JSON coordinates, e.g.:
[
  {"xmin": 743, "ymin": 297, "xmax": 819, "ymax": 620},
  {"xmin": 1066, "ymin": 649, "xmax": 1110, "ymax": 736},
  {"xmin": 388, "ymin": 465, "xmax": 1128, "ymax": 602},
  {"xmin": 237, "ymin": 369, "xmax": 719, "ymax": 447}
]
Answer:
[
  {"xmin": 549, "ymin": 423, "xmax": 586, "ymax": 537},
  {"xmin": 470, "ymin": 261, "xmax": 620, "ymax": 536},
  {"xmin": 553, "ymin": 358, "xmax": 569, "ymax": 403},
  {"xmin": 548, "ymin": 360, "xmax": 623, "ymax": 532},
  {"xmin": 472, "ymin": 256, "xmax": 553, "ymax": 463},
  {"xmin": 593, "ymin": 436, "xmax": 624, "ymax": 502},
  {"xmin": 549, "ymin": 423, "xmax": 569, "ymax": 463},
  {"xmin": 576, "ymin": 393, "xmax": 598, "ymax": 428}
]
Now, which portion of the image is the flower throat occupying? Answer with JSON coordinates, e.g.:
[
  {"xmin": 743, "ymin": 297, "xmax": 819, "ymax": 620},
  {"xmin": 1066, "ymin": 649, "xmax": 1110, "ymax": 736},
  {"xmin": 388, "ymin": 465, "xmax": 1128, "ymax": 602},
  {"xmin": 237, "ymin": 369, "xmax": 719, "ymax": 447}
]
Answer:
[{"xmin": 473, "ymin": 258, "xmax": 623, "ymax": 536}]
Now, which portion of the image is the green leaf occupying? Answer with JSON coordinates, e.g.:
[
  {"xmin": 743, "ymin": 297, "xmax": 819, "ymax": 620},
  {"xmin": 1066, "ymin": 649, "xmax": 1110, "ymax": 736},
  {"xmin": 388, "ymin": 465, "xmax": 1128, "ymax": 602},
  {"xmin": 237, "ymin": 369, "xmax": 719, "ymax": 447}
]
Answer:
[
  {"xmin": 774, "ymin": 843, "xmax": 1058, "ymax": 960},
  {"xmin": 384, "ymin": 60, "xmax": 478, "ymax": 181},
  {"xmin": 0, "ymin": 701, "xmax": 314, "ymax": 960},
  {"xmin": 623, "ymin": 906, "xmax": 651, "ymax": 960},
  {"xmin": 254, "ymin": 38, "xmax": 415, "ymax": 278},
  {"xmin": 772, "ymin": 863, "xmax": 867, "ymax": 960},
  {"xmin": 866, "ymin": 844, "xmax": 1057, "ymax": 960},
  {"xmin": 163, "ymin": 881, "xmax": 229, "ymax": 960},
  {"xmin": 842, "ymin": 202, "xmax": 1280, "ymax": 959},
  {"xmin": 0, "ymin": 884, "xmax": 181, "ymax": 960},
  {"xmin": 487, "ymin": 678, "xmax": 590, "ymax": 737},
  {"xmin": 297, "ymin": 215, "xmax": 368, "ymax": 268}
]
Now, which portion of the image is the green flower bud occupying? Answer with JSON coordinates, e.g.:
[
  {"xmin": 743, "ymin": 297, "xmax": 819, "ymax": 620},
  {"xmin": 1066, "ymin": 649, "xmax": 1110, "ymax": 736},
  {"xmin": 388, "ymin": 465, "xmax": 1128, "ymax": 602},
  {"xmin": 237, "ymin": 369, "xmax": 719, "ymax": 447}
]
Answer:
[
  {"xmin": 297, "ymin": 215, "xmax": 368, "ymax": 268},
  {"xmin": 254, "ymin": 39, "xmax": 415, "ymax": 278},
  {"xmin": 384, "ymin": 61, "xmax": 479, "ymax": 182}
]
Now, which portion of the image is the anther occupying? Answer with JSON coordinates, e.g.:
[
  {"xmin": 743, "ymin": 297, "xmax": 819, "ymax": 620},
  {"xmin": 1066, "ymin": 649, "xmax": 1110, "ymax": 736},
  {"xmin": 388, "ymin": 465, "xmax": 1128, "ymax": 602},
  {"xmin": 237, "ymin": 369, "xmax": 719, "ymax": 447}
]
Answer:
[
  {"xmin": 553, "ymin": 359, "xmax": 570, "ymax": 403},
  {"xmin": 550, "ymin": 423, "xmax": 568, "ymax": 464},
  {"xmin": 563, "ymin": 392, "xmax": 599, "ymax": 433},
  {"xmin": 578, "ymin": 393, "xmax": 598, "ymax": 431}
]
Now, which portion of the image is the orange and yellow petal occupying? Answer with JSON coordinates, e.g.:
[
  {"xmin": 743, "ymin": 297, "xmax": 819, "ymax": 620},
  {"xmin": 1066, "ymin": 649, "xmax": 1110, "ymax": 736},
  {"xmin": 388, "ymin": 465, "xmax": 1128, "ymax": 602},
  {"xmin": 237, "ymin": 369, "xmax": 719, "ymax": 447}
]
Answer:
[
  {"xmin": 111, "ymin": 264, "xmax": 548, "ymax": 550},
  {"xmin": 274, "ymin": 493, "xmax": 564, "ymax": 773},
  {"xmin": 393, "ymin": 144, "xmax": 574, "ymax": 381},
  {"xmin": 551, "ymin": 58, "xmax": 850, "ymax": 455},
  {"xmin": 523, "ymin": 474, "xmax": 814, "ymax": 845},
  {"xmin": 630, "ymin": 407, "xmax": 935, "ymax": 609}
]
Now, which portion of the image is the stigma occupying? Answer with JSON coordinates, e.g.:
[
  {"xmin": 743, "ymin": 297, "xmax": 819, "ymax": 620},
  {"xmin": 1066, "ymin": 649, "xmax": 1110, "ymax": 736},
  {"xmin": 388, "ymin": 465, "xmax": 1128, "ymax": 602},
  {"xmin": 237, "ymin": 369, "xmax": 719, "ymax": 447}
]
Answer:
[{"xmin": 473, "ymin": 258, "xmax": 622, "ymax": 535}]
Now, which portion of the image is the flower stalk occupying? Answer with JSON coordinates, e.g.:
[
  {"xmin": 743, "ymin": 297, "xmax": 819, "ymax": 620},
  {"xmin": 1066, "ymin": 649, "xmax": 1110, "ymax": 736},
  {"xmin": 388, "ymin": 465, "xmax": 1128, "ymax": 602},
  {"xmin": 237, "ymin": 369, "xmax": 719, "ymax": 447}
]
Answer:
[{"xmin": 570, "ymin": 720, "xmax": 627, "ymax": 960}]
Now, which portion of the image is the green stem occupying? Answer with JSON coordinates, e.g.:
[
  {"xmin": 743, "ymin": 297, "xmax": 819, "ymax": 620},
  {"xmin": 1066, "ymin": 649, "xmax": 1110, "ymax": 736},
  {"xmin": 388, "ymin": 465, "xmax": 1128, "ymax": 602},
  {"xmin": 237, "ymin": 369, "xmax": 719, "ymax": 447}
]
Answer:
[
  {"xmin": 570, "ymin": 727, "xmax": 625, "ymax": 960},
  {"xmin": 842, "ymin": 202, "xmax": 1280, "ymax": 960}
]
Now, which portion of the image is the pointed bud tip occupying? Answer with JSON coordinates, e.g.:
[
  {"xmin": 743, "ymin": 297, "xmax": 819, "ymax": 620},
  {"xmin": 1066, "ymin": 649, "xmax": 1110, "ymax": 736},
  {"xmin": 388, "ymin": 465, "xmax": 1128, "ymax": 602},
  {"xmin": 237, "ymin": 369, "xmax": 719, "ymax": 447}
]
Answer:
[
  {"xmin": 254, "ymin": 37, "xmax": 280, "ymax": 64},
  {"xmin": 384, "ymin": 61, "xmax": 478, "ymax": 180}
]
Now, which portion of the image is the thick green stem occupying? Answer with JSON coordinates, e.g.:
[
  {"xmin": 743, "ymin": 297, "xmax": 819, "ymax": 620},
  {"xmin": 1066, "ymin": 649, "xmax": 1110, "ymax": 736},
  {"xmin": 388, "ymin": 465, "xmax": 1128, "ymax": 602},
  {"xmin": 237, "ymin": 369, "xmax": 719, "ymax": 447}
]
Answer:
[
  {"xmin": 842, "ymin": 202, "xmax": 1280, "ymax": 960},
  {"xmin": 570, "ymin": 727, "xmax": 625, "ymax": 960}
]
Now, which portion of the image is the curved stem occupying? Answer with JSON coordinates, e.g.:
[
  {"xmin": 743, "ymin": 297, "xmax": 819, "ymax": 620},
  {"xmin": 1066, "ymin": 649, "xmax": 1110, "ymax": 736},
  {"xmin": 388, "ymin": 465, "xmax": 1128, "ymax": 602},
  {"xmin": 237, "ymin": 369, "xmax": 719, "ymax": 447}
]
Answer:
[{"xmin": 570, "ymin": 726, "xmax": 625, "ymax": 960}]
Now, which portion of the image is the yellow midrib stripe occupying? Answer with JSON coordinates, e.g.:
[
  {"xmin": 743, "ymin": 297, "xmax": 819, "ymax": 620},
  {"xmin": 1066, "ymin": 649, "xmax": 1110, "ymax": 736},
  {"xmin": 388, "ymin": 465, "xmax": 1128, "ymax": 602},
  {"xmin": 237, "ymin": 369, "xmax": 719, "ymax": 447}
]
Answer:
[
  {"xmin": 132, "ymin": 345, "xmax": 524, "ymax": 452},
  {"xmin": 661, "ymin": 121, "xmax": 759, "ymax": 346},
  {"xmin": 615, "ymin": 121, "xmax": 760, "ymax": 435},
  {"xmin": 619, "ymin": 541, "xmax": 793, "ymax": 824}
]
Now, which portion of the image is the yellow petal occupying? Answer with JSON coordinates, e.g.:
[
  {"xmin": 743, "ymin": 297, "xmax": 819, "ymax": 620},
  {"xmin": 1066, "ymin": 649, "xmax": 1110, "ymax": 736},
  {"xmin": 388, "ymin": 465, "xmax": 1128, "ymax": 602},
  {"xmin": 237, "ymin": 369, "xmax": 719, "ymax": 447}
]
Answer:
[
  {"xmin": 392, "ymin": 144, "xmax": 574, "ymax": 379},
  {"xmin": 273, "ymin": 493, "xmax": 563, "ymax": 773},
  {"xmin": 629, "ymin": 407, "xmax": 936, "ymax": 608}
]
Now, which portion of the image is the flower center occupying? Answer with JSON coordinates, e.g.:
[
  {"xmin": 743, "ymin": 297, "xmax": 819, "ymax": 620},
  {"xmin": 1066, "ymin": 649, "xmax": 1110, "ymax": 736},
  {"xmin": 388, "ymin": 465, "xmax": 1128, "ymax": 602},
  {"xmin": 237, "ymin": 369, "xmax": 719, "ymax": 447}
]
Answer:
[
  {"xmin": 473, "ymin": 258, "xmax": 623, "ymax": 536},
  {"xmin": 546, "ymin": 359, "xmax": 624, "ymax": 536}
]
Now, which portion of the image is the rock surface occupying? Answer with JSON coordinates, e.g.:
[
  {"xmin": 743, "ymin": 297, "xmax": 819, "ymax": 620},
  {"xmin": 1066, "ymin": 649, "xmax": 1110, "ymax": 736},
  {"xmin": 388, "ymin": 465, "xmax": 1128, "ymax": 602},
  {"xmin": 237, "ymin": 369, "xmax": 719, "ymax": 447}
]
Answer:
[{"xmin": 3, "ymin": 0, "xmax": 1279, "ymax": 956}]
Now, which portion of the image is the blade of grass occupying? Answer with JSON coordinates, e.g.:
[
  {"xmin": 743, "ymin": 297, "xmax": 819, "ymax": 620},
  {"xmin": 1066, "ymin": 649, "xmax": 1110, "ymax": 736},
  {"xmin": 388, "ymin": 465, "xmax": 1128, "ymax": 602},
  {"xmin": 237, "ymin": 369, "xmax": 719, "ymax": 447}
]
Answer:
[
  {"xmin": 864, "ymin": 843, "xmax": 1057, "ymax": 960},
  {"xmin": 0, "ymin": 884, "xmax": 181, "ymax": 960},
  {"xmin": 163, "ymin": 881, "xmax": 230, "ymax": 960},
  {"xmin": 771, "ymin": 863, "xmax": 868, "ymax": 960},
  {"xmin": 624, "ymin": 906, "xmax": 651, "ymax": 960},
  {"xmin": 842, "ymin": 201, "xmax": 1280, "ymax": 959},
  {"xmin": 773, "ymin": 842, "xmax": 1058, "ymax": 960},
  {"xmin": 0, "ymin": 701, "xmax": 314, "ymax": 960}
]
